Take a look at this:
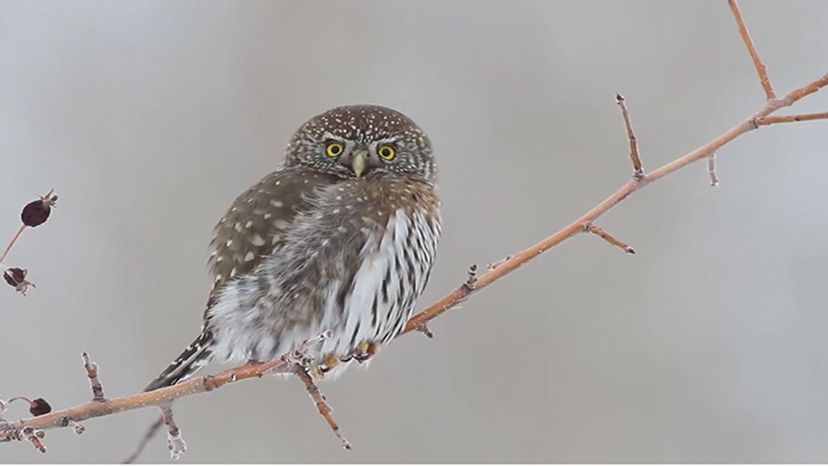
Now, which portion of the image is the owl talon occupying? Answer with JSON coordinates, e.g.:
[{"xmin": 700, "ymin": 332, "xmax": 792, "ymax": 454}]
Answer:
[
  {"xmin": 347, "ymin": 341, "xmax": 379, "ymax": 364},
  {"xmin": 310, "ymin": 355, "xmax": 340, "ymax": 379}
]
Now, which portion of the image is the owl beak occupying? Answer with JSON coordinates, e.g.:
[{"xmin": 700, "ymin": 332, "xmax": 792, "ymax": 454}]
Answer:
[{"xmin": 349, "ymin": 150, "xmax": 368, "ymax": 177}]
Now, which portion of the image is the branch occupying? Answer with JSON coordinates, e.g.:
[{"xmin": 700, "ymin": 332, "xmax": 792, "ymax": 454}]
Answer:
[
  {"xmin": 3, "ymin": 2, "xmax": 828, "ymax": 459},
  {"xmin": 754, "ymin": 112, "xmax": 828, "ymax": 126},
  {"xmin": 615, "ymin": 94, "xmax": 644, "ymax": 179},
  {"xmin": 81, "ymin": 353, "xmax": 106, "ymax": 402},
  {"xmin": 729, "ymin": 0, "xmax": 775, "ymax": 100},
  {"xmin": 585, "ymin": 224, "xmax": 635, "ymax": 254}
]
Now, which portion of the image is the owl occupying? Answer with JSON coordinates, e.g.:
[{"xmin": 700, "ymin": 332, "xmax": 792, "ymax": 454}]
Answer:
[{"xmin": 145, "ymin": 105, "xmax": 441, "ymax": 390}]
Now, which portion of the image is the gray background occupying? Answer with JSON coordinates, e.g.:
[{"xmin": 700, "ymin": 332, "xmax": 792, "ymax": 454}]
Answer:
[{"xmin": 2, "ymin": 0, "xmax": 828, "ymax": 462}]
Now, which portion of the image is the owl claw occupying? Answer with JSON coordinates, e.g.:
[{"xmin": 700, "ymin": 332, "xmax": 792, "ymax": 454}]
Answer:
[{"xmin": 344, "ymin": 341, "xmax": 379, "ymax": 364}]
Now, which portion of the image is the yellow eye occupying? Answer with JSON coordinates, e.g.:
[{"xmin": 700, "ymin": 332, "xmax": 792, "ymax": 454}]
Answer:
[
  {"xmin": 377, "ymin": 144, "xmax": 396, "ymax": 160},
  {"xmin": 325, "ymin": 142, "xmax": 344, "ymax": 157}
]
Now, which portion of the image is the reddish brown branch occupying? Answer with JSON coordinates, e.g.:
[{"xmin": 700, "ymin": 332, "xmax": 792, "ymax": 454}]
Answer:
[
  {"xmin": 294, "ymin": 367, "xmax": 351, "ymax": 451},
  {"xmin": 729, "ymin": 0, "xmax": 775, "ymax": 100},
  {"xmin": 585, "ymin": 224, "xmax": 635, "ymax": 254},
  {"xmin": 615, "ymin": 94, "xmax": 644, "ymax": 178}
]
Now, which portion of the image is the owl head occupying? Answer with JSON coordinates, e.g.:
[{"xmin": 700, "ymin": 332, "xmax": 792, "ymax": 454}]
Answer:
[{"xmin": 284, "ymin": 105, "xmax": 436, "ymax": 183}]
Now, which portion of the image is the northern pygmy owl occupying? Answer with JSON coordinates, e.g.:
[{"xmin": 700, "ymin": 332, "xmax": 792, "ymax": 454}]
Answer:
[{"xmin": 146, "ymin": 105, "xmax": 441, "ymax": 390}]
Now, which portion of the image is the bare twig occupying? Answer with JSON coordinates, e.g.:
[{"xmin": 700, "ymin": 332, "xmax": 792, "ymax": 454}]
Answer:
[
  {"xmin": 81, "ymin": 353, "xmax": 106, "ymax": 402},
  {"xmin": 161, "ymin": 407, "xmax": 186, "ymax": 460},
  {"xmin": 615, "ymin": 94, "xmax": 644, "ymax": 179},
  {"xmin": 0, "ymin": 225, "xmax": 26, "ymax": 265},
  {"xmin": 755, "ymin": 112, "xmax": 828, "ymax": 126},
  {"xmin": 708, "ymin": 153, "xmax": 719, "ymax": 187},
  {"xmin": 729, "ymin": 0, "xmax": 775, "ymax": 100},
  {"xmin": 585, "ymin": 224, "xmax": 635, "ymax": 254},
  {"xmin": 123, "ymin": 417, "xmax": 162, "ymax": 464},
  {"xmin": 293, "ymin": 367, "xmax": 351, "ymax": 451}
]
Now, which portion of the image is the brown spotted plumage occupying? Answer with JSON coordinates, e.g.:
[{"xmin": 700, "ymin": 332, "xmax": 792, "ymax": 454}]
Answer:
[{"xmin": 146, "ymin": 105, "xmax": 441, "ymax": 391}]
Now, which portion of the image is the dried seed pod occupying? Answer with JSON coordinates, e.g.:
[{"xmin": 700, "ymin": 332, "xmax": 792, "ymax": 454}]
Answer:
[
  {"xmin": 3, "ymin": 267, "xmax": 35, "ymax": 295},
  {"xmin": 21, "ymin": 191, "xmax": 58, "ymax": 228},
  {"xmin": 3, "ymin": 268, "xmax": 25, "ymax": 287},
  {"xmin": 29, "ymin": 398, "xmax": 52, "ymax": 416}
]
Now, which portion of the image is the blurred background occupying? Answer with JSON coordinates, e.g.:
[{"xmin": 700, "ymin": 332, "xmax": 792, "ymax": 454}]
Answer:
[{"xmin": 2, "ymin": 0, "xmax": 828, "ymax": 462}]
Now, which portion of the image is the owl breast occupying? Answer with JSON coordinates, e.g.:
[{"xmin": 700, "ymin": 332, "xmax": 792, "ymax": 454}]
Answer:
[{"xmin": 207, "ymin": 179, "xmax": 441, "ymax": 376}]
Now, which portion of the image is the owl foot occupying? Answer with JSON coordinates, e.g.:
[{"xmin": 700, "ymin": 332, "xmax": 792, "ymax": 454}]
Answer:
[
  {"xmin": 311, "ymin": 355, "xmax": 340, "ymax": 379},
  {"xmin": 343, "ymin": 341, "xmax": 380, "ymax": 364}
]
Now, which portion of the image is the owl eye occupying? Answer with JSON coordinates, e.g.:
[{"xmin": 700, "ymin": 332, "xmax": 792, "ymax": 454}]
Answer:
[
  {"xmin": 377, "ymin": 144, "xmax": 396, "ymax": 160},
  {"xmin": 325, "ymin": 142, "xmax": 344, "ymax": 157}
]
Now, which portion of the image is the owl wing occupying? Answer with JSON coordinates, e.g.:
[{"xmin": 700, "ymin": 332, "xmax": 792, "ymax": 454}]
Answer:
[{"xmin": 206, "ymin": 167, "xmax": 337, "ymax": 300}]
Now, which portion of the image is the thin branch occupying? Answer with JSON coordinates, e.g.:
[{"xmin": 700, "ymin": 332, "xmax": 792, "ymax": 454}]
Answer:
[
  {"xmin": 585, "ymin": 224, "xmax": 635, "ymax": 254},
  {"xmin": 615, "ymin": 94, "xmax": 644, "ymax": 179},
  {"xmin": 754, "ymin": 111, "xmax": 828, "ymax": 126},
  {"xmin": 293, "ymin": 367, "xmax": 351, "ymax": 451},
  {"xmin": 81, "ymin": 353, "xmax": 106, "ymax": 402},
  {"xmin": 0, "ymin": 224, "xmax": 26, "ymax": 265},
  {"xmin": 161, "ymin": 407, "xmax": 186, "ymax": 460},
  {"xmin": 123, "ymin": 417, "xmax": 162, "ymax": 464},
  {"xmin": 729, "ymin": 0, "xmax": 775, "ymax": 100}
]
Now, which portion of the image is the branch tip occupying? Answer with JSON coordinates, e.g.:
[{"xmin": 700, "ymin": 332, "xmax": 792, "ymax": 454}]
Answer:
[
  {"xmin": 586, "ymin": 224, "xmax": 636, "ymax": 255},
  {"xmin": 293, "ymin": 367, "xmax": 351, "ymax": 451},
  {"xmin": 162, "ymin": 407, "xmax": 186, "ymax": 460},
  {"xmin": 615, "ymin": 93, "xmax": 644, "ymax": 178},
  {"xmin": 728, "ymin": 0, "xmax": 775, "ymax": 100},
  {"xmin": 81, "ymin": 352, "xmax": 106, "ymax": 402}
]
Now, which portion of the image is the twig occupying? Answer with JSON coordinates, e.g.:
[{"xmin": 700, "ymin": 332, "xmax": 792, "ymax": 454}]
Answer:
[
  {"xmin": 81, "ymin": 353, "xmax": 106, "ymax": 402},
  {"xmin": 729, "ymin": 0, "xmax": 775, "ymax": 100},
  {"xmin": 293, "ymin": 367, "xmax": 351, "ymax": 451},
  {"xmin": 754, "ymin": 112, "xmax": 828, "ymax": 125},
  {"xmin": 0, "ymin": 225, "xmax": 26, "ymax": 265},
  {"xmin": 123, "ymin": 417, "xmax": 162, "ymax": 464},
  {"xmin": 615, "ymin": 94, "xmax": 644, "ymax": 179},
  {"xmin": 585, "ymin": 224, "xmax": 635, "ymax": 254},
  {"xmin": 161, "ymin": 407, "xmax": 186, "ymax": 460},
  {"xmin": 708, "ymin": 153, "xmax": 719, "ymax": 187}
]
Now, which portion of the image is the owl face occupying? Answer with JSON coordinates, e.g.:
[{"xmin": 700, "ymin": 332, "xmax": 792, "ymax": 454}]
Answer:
[{"xmin": 284, "ymin": 105, "xmax": 436, "ymax": 183}]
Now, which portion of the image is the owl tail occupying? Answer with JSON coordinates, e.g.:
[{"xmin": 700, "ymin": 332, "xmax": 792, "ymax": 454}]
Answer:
[{"xmin": 144, "ymin": 330, "xmax": 214, "ymax": 392}]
